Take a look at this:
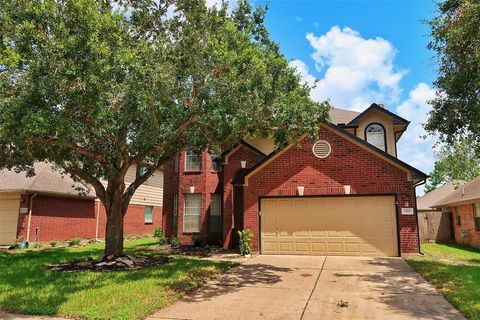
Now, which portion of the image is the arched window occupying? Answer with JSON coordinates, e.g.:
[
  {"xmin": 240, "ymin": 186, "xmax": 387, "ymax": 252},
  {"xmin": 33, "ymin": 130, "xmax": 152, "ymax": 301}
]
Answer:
[{"xmin": 365, "ymin": 123, "xmax": 386, "ymax": 151}]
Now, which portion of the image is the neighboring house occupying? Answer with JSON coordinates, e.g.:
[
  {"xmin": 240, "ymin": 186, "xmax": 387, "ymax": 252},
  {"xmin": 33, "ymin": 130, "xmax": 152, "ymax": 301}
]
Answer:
[
  {"xmin": 416, "ymin": 181, "xmax": 464, "ymax": 243},
  {"xmin": 0, "ymin": 162, "xmax": 163, "ymax": 245},
  {"xmin": 163, "ymin": 103, "xmax": 427, "ymax": 257},
  {"xmin": 432, "ymin": 176, "xmax": 480, "ymax": 248}
]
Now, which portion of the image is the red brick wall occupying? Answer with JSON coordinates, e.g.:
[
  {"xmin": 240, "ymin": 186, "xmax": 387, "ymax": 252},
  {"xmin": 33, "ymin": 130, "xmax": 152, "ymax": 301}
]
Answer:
[
  {"xmin": 97, "ymin": 203, "xmax": 162, "ymax": 238},
  {"xmin": 450, "ymin": 204, "xmax": 480, "ymax": 247},
  {"xmin": 243, "ymin": 126, "xmax": 419, "ymax": 254},
  {"xmin": 163, "ymin": 149, "xmax": 222, "ymax": 245},
  {"xmin": 222, "ymin": 146, "xmax": 264, "ymax": 248},
  {"xmin": 16, "ymin": 194, "xmax": 162, "ymax": 242},
  {"xmin": 17, "ymin": 195, "xmax": 96, "ymax": 241}
]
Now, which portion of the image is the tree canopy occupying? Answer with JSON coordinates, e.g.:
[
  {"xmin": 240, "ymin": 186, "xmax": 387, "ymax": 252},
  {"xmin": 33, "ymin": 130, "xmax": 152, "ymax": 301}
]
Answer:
[
  {"xmin": 424, "ymin": 139, "xmax": 480, "ymax": 193},
  {"xmin": 425, "ymin": 0, "xmax": 480, "ymax": 146},
  {"xmin": 0, "ymin": 0, "xmax": 328, "ymax": 256}
]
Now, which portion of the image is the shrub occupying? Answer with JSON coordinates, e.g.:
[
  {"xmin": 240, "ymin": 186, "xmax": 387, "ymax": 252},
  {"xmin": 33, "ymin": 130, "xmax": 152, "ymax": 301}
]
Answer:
[
  {"xmin": 68, "ymin": 238, "xmax": 81, "ymax": 247},
  {"xmin": 168, "ymin": 236, "xmax": 181, "ymax": 247},
  {"xmin": 33, "ymin": 243, "xmax": 42, "ymax": 249},
  {"xmin": 193, "ymin": 235, "xmax": 204, "ymax": 247},
  {"xmin": 50, "ymin": 241, "xmax": 57, "ymax": 248},
  {"xmin": 153, "ymin": 227, "xmax": 167, "ymax": 245},
  {"xmin": 238, "ymin": 229, "xmax": 253, "ymax": 256}
]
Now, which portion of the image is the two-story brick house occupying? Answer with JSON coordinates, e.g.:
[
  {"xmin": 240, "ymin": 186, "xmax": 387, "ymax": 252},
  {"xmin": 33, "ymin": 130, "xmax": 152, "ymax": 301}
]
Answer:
[{"xmin": 163, "ymin": 104, "xmax": 427, "ymax": 256}]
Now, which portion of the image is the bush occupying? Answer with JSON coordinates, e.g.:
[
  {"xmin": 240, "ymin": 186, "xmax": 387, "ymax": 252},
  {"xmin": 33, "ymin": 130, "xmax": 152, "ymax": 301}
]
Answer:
[
  {"xmin": 168, "ymin": 236, "xmax": 181, "ymax": 247},
  {"xmin": 50, "ymin": 241, "xmax": 57, "ymax": 248},
  {"xmin": 68, "ymin": 238, "xmax": 81, "ymax": 247},
  {"xmin": 193, "ymin": 235, "xmax": 204, "ymax": 247},
  {"xmin": 238, "ymin": 229, "xmax": 253, "ymax": 256},
  {"xmin": 153, "ymin": 227, "xmax": 167, "ymax": 245},
  {"xmin": 33, "ymin": 243, "xmax": 42, "ymax": 249}
]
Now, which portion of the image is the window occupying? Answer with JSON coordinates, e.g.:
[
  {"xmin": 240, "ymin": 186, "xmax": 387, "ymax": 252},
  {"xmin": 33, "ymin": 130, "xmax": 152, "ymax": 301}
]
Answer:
[
  {"xmin": 144, "ymin": 206, "xmax": 153, "ymax": 223},
  {"xmin": 173, "ymin": 194, "xmax": 178, "ymax": 234},
  {"xmin": 474, "ymin": 204, "xmax": 480, "ymax": 232},
  {"xmin": 208, "ymin": 147, "xmax": 222, "ymax": 172},
  {"xmin": 456, "ymin": 207, "xmax": 461, "ymax": 226},
  {"xmin": 173, "ymin": 194, "xmax": 178, "ymax": 217},
  {"xmin": 184, "ymin": 194, "xmax": 201, "ymax": 232},
  {"xmin": 210, "ymin": 194, "xmax": 222, "ymax": 232},
  {"xmin": 185, "ymin": 149, "xmax": 202, "ymax": 171},
  {"xmin": 139, "ymin": 165, "xmax": 148, "ymax": 177},
  {"xmin": 365, "ymin": 123, "xmax": 386, "ymax": 151},
  {"xmin": 173, "ymin": 156, "xmax": 179, "ymax": 173}
]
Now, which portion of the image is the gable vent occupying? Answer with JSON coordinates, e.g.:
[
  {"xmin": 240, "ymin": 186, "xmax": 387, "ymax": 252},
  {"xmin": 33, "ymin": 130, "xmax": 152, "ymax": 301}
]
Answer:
[{"xmin": 312, "ymin": 140, "xmax": 331, "ymax": 159}]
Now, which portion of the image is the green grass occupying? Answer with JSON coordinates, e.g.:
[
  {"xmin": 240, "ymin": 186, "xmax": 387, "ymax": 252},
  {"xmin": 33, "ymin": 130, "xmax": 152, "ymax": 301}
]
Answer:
[
  {"xmin": 0, "ymin": 238, "xmax": 238, "ymax": 320},
  {"xmin": 407, "ymin": 243, "xmax": 480, "ymax": 319}
]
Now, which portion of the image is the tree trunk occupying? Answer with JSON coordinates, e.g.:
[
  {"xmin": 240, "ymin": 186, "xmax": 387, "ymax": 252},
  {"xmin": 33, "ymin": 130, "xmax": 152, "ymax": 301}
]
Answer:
[{"xmin": 104, "ymin": 204, "xmax": 125, "ymax": 257}]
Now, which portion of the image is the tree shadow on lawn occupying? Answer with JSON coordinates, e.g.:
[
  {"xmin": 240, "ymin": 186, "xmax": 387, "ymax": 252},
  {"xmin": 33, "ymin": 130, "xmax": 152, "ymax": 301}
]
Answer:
[{"xmin": 0, "ymin": 242, "xmax": 232, "ymax": 317}]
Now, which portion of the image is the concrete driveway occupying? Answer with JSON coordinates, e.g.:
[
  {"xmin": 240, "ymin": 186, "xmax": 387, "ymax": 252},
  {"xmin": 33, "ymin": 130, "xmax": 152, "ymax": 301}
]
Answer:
[{"xmin": 148, "ymin": 255, "xmax": 464, "ymax": 320}]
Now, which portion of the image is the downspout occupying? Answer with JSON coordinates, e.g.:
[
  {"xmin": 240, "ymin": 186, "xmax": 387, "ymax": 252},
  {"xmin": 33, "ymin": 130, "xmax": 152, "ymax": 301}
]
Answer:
[
  {"xmin": 26, "ymin": 193, "xmax": 38, "ymax": 243},
  {"xmin": 95, "ymin": 199, "xmax": 100, "ymax": 242}
]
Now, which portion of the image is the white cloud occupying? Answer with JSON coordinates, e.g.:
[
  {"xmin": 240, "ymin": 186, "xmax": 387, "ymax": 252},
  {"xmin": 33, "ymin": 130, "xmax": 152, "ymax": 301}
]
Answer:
[
  {"xmin": 289, "ymin": 60, "xmax": 316, "ymax": 87},
  {"xmin": 297, "ymin": 26, "xmax": 406, "ymax": 111},
  {"xmin": 396, "ymin": 83, "xmax": 437, "ymax": 177},
  {"xmin": 295, "ymin": 16, "xmax": 304, "ymax": 22}
]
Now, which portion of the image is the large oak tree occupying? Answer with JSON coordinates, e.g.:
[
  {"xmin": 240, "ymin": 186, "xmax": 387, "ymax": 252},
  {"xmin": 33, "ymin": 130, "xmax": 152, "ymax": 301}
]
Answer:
[
  {"xmin": 0, "ymin": 0, "xmax": 328, "ymax": 257},
  {"xmin": 425, "ymin": 0, "xmax": 480, "ymax": 148}
]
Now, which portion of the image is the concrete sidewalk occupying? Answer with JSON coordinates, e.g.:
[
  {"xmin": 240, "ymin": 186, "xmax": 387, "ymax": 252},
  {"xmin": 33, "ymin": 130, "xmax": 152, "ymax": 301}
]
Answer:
[{"xmin": 147, "ymin": 255, "xmax": 465, "ymax": 320}]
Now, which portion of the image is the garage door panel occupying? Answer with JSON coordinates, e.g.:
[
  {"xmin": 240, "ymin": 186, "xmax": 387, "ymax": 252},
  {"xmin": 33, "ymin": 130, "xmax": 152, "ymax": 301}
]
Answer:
[
  {"xmin": 0, "ymin": 194, "xmax": 20, "ymax": 245},
  {"xmin": 261, "ymin": 196, "xmax": 398, "ymax": 257}
]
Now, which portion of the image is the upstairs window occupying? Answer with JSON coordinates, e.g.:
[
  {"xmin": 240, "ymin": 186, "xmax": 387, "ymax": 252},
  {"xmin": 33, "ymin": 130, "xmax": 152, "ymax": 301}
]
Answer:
[
  {"xmin": 185, "ymin": 149, "xmax": 202, "ymax": 171},
  {"xmin": 208, "ymin": 147, "xmax": 222, "ymax": 172},
  {"xmin": 365, "ymin": 123, "xmax": 386, "ymax": 151},
  {"xmin": 173, "ymin": 156, "xmax": 179, "ymax": 173}
]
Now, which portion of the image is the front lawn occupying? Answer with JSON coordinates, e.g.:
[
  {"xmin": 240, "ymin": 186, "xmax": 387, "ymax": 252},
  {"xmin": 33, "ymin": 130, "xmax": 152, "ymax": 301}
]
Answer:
[
  {"xmin": 406, "ymin": 243, "xmax": 480, "ymax": 320},
  {"xmin": 0, "ymin": 238, "xmax": 237, "ymax": 320}
]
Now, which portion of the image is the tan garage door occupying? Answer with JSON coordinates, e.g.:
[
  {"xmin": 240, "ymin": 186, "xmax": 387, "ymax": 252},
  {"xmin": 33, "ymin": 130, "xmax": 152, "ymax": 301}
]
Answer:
[
  {"xmin": 261, "ymin": 196, "xmax": 398, "ymax": 257},
  {"xmin": 0, "ymin": 193, "xmax": 21, "ymax": 245}
]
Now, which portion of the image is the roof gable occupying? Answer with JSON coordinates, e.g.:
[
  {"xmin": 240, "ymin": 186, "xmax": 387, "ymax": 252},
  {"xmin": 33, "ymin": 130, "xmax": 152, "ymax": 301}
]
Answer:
[
  {"xmin": 240, "ymin": 122, "xmax": 427, "ymax": 186},
  {"xmin": 347, "ymin": 103, "xmax": 410, "ymax": 126}
]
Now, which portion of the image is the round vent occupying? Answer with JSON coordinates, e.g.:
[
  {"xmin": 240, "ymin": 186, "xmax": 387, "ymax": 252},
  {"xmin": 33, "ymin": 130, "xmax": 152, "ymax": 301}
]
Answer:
[{"xmin": 312, "ymin": 140, "xmax": 331, "ymax": 159}]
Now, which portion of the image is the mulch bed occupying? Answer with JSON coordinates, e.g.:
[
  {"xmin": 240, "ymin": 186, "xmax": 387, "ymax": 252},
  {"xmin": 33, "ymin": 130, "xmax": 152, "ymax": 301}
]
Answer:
[
  {"xmin": 47, "ymin": 254, "xmax": 171, "ymax": 272},
  {"xmin": 143, "ymin": 245, "xmax": 226, "ymax": 257}
]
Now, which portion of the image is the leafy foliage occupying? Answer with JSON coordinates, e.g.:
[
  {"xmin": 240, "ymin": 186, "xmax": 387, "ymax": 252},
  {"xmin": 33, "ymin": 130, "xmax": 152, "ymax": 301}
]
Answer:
[
  {"xmin": 425, "ymin": 0, "xmax": 480, "ymax": 147},
  {"xmin": 153, "ymin": 227, "xmax": 167, "ymax": 245},
  {"xmin": 238, "ymin": 229, "xmax": 253, "ymax": 256},
  {"xmin": 68, "ymin": 238, "xmax": 81, "ymax": 247},
  {"xmin": 424, "ymin": 139, "xmax": 480, "ymax": 192},
  {"xmin": 0, "ymin": 0, "xmax": 328, "ymax": 256}
]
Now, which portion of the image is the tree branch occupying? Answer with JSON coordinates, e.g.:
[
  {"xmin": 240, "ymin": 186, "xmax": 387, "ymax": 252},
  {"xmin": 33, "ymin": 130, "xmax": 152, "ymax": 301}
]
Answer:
[
  {"xmin": 30, "ymin": 137, "xmax": 110, "ymax": 166},
  {"xmin": 62, "ymin": 166, "xmax": 106, "ymax": 202}
]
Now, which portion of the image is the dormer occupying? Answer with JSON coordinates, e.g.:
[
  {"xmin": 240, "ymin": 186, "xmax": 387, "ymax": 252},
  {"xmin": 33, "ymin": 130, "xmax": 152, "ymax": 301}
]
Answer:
[{"xmin": 334, "ymin": 103, "xmax": 409, "ymax": 158}]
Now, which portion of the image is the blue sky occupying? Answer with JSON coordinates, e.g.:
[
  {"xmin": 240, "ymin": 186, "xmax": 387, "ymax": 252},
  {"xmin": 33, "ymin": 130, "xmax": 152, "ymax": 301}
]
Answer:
[{"xmin": 213, "ymin": 0, "xmax": 439, "ymax": 193}]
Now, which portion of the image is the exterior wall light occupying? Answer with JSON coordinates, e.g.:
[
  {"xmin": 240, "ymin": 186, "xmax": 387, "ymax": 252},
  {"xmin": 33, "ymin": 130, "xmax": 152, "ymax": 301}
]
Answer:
[
  {"xmin": 297, "ymin": 186, "xmax": 305, "ymax": 196},
  {"xmin": 240, "ymin": 160, "xmax": 247, "ymax": 168},
  {"xmin": 344, "ymin": 185, "xmax": 351, "ymax": 195},
  {"xmin": 189, "ymin": 186, "xmax": 195, "ymax": 194}
]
